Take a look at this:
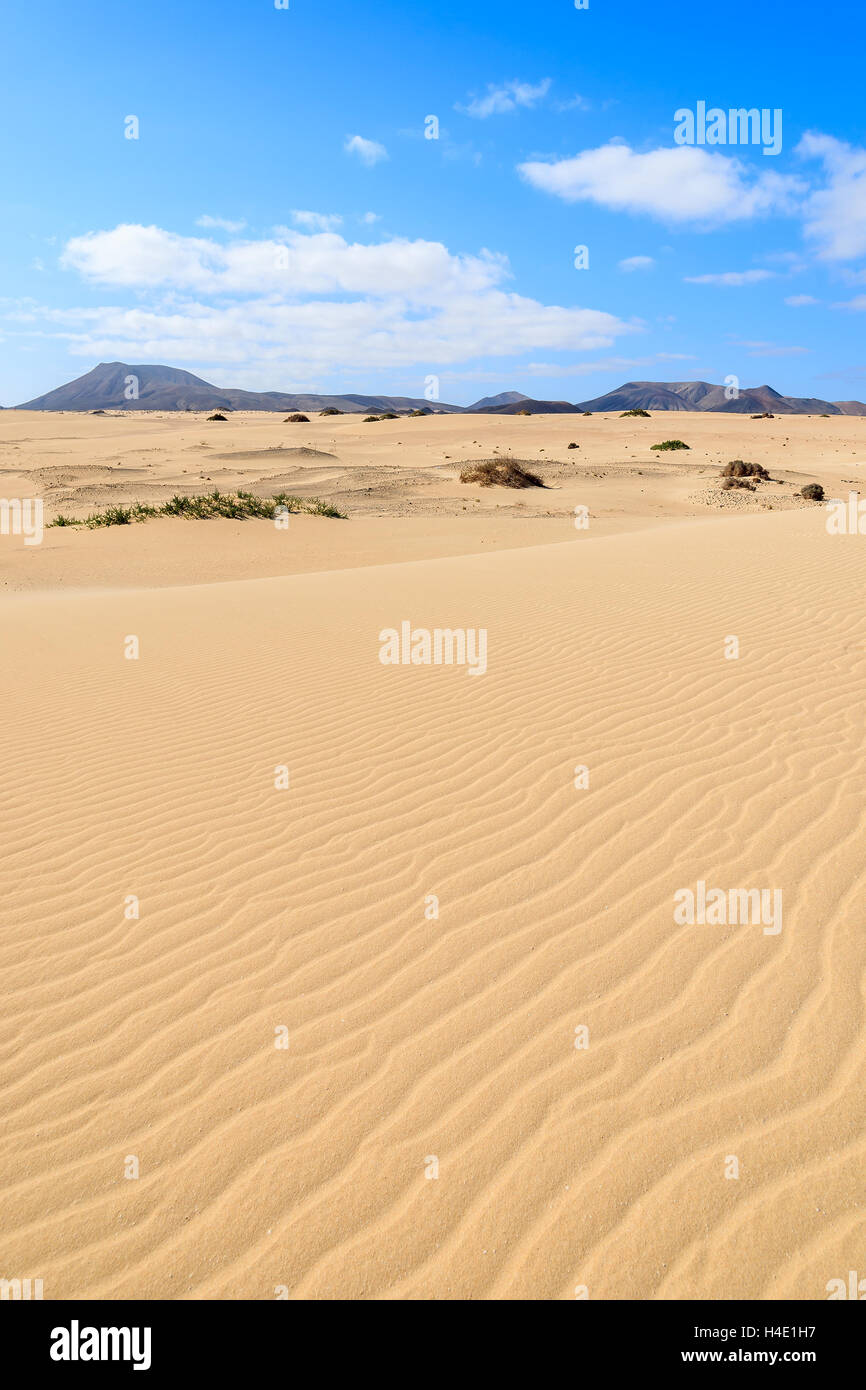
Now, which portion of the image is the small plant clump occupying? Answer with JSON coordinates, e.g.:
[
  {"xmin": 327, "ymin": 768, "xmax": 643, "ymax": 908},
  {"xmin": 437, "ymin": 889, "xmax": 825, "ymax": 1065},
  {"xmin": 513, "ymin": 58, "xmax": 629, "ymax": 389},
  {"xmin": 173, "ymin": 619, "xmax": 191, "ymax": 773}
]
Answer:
[
  {"xmin": 750, "ymin": 412, "xmax": 775, "ymax": 419},
  {"xmin": 459, "ymin": 457, "xmax": 544, "ymax": 488},
  {"xmin": 208, "ymin": 412, "xmax": 227, "ymax": 422},
  {"xmin": 409, "ymin": 409, "xmax": 428, "ymax": 417},
  {"xmin": 319, "ymin": 407, "xmax": 343, "ymax": 416},
  {"xmin": 722, "ymin": 478, "xmax": 756, "ymax": 492},
  {"xmin": 567, "ymin": 442, "xmax": 579, "ymax": 449},
  {"xmin": 620, "ymin": 408, "xmax": 650, "ymax": 418},
  {"xmin": 49, "ymin": 489, "xmax": 346, "ymax": 529},
  {"xmin": 285, "ymin": 413, "xmax": 310, "ymax": 423},
  {"xmin": 650, "ymin": 439, "xmax": 690, "ymax": 451},
  {"xmin": 516, "ymin": 409, "xmax": 532, "ymax": 416},
  {"xmin": 721, "ymin": 460, "xmax": 769, "ymax": 480},
  {"xmin": 582, "ymin": 411, "xmax": 592, "ymax": 417},
  {"xmin": 802, "ymin": 483, "xmax": 825, "ymax": 501},
  {"xmin": 379, "ymin": 412, "xmax": 399, "ymax": 420}
]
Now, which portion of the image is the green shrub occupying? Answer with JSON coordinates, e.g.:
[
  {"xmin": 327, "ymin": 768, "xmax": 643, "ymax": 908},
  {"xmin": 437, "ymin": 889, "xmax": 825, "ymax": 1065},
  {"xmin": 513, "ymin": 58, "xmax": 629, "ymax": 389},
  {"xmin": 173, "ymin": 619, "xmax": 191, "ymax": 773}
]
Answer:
[
  {"xmin": 650, "ymin": 439, "xmax": 690, "ymax": 451},
  {"xmin": 620, "ymin": 408, "xmax": 650, "ymax": 418}
]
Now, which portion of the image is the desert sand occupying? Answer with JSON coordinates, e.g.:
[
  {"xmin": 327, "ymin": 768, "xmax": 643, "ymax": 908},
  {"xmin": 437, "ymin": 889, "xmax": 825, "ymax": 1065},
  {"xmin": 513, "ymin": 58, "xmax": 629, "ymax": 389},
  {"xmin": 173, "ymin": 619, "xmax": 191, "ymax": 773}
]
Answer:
[{"xmin": 1, "ymin": 408, "xmax": 865, "ymax": 1299}]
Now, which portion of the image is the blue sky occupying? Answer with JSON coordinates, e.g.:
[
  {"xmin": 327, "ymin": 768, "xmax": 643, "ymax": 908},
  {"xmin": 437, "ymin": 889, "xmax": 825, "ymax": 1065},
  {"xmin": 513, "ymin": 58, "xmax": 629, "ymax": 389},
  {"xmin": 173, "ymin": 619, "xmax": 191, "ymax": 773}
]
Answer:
[{"xmin": 3, "ymin": 0, "xmax": 866, "ymax": 407}]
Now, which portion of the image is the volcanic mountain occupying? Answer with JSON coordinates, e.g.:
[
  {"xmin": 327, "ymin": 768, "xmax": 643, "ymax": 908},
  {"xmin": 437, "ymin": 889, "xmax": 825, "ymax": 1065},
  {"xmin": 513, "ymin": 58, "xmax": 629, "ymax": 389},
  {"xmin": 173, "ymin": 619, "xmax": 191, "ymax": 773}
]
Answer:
[{"xmin": 15, "ymin": 363, "xmax": 464, "ymax": 415}]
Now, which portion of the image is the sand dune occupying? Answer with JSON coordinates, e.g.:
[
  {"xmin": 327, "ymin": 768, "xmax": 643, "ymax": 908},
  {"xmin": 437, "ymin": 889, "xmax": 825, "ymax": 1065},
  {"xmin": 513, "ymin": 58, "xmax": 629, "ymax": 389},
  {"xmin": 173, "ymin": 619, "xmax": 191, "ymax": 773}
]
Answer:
[{"xmin": 1, "ymin": 500, "xmax": 865, "ymax": 1299}]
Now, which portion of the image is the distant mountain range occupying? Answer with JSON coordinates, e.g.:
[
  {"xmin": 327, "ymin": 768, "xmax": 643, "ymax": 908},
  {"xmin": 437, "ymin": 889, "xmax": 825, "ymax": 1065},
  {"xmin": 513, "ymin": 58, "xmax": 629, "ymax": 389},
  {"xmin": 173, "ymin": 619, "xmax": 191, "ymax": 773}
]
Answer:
[
  {"xmin": 12, "ymin": 364, "xmax": 866, "ymax": 417},
  {"xmin": 14, "ymin": 363, "xmax": 467, "ymax": 415}
]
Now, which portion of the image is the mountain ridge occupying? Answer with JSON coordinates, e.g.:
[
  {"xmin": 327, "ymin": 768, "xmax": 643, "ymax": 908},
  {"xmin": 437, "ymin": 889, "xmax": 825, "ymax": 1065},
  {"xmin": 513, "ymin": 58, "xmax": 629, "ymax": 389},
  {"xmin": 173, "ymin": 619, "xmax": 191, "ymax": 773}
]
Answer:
[{"xmin": 13, "ymin": 364, "xmax": 866, "ymax": 416}]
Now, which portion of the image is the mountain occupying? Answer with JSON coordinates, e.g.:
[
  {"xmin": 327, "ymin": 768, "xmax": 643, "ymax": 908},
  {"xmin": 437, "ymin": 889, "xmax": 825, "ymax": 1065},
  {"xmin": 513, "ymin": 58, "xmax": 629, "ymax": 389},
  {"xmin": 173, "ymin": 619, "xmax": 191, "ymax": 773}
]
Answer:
[
  {"xmin": 15, "ymin": 363, "xmax": 464, "ymax": 414},
  {"xmin": 474, "ymin": 397, "xmax": 579, "ymax": 415},
  {"xmin": 465, "ymin": 390, "xmax": 529, "ymax": 410},
  {"xmin": 15, "ymin": 365, "xmax": 866, "ymax": 417},
  {"xmin": 575, "ymin": 380, "xmax": 866, "ymax": 416}
]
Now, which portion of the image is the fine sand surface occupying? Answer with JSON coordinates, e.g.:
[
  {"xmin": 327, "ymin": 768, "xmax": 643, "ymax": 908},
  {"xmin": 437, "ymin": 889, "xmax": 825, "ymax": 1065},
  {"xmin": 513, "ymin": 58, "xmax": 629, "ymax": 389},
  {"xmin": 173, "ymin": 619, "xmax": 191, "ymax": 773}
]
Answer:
[{"xmin": 1, "ymin": 411, "xmax": 865, "ymax": 1299}]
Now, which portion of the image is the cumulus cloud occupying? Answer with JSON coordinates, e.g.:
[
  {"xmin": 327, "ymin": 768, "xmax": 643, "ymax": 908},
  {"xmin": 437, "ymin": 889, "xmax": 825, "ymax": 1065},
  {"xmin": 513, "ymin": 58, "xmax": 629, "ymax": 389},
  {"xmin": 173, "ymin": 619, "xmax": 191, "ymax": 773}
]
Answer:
[
  {"xmin": 684, "ymin": 270, "xmax": 776, "ymax": 286},
  {"xmin": 59, "ymin": 224, "xmax": 509, "ymax": 301},
  {"xmin": 618, "ymin": 255, "xmax": 655, "ymax": 272},
  {"xmin": 797, "ymin": 132, "xmax": 866, "ymax": 260},
  {"xmin": 519, "ymin": 143, "xmax": 804, "ymax": 225},
  {"xmin": 459, "ymin": 79, "xmax": 551, "ymax": 119},
  {"xmin": 785, "ymin": 294, "xmax": 820, "ymax": 306},
  {"xmin": 195, "ymin": 215, "xmax": 247, "ymax": 233},
  {"xmin": 344, "ymin": 135, "xmax": 388, "ymax": 166},
  {"xmin": 38, "ymin": 222, "xmax": 638, "ymax": 380}
]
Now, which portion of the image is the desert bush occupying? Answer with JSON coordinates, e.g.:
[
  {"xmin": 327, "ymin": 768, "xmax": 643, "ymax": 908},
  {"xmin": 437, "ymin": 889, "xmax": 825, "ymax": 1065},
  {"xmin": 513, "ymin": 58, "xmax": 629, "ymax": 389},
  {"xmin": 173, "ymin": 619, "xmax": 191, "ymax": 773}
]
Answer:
[
  {"xmin": 459, "ymin": 457, "xmax": 544, "ymax": 488},
  {"xmin": 802, "ymin": 483, "xmax": 825, "ymax": 501},
  {"xmin": 363, "ymin": 416, "xmax": 379, "ymax": 422},
  {"xmin": 319, "ymin": 407, "xmax": 343, "ymax": 416},
  {"xmin": 620, "ymin": 408, "xmax": 650, "ymax": 418},
  {"xmin": 722, "ymin": 478, "xmax": 756, "ymax": 491},
  {"xmin": 567, "ymin": 442, "xmax": 579, "ymax": 449},
  {"xmin": 48, "ymin": 490, "xmax": 347, "ymax": 528},
  {"xmin": 650, "ymin": 439, "xmax": 690, "ymax": 451},
  {"xmin": 721, "ymin": 460, "xmax": 769, "ymax": 479},
  {"xmin": 285, "ymin": 413, "xmax": 310, "ymax": 423},
  {"xmin": 208, "ymin": 412, "xmax": 227, "ymax": 422}
]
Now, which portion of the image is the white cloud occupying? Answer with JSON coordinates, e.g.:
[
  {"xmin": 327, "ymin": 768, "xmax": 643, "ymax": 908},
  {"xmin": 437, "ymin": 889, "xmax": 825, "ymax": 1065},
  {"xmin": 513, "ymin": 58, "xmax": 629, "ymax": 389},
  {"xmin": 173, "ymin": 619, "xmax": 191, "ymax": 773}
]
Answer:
[
  {"xmin": 344, "ymin": 135, "xmax": 388, "ymax": 166},
  {"xmin": 360, "ymin": 212, "xmax": 381, "ymax": 224},
  {"xmin": 460, "ymin": 79, "xmax": 551, "ymax": 119},
  {"xmin": 519, "ymin": 143, "xmax": 804, "ymax": 225},
  {"xmin": 684, "ymin": 270, "xmax": 775, "ymax": 286},
  {"xmin": 618, "ymin": 255, "xmax": 655, "ymax": 272},
  {"xmin": 556, "ymin": 94, "xmax": 590, "ymax": 112},
  {"xmin": 59, "ymin": 224, "xmax": 509, "ymax": 300},
  {"xmin": 734, "ymin": 341, "xmax": 809, "ymax": 356},
  {"xmin": 290, "ymin": 210, "xmax": 343, "ymax": 232},
  {"xmin": 785, "ymin": 294, "xmax": 820, "ymax": 306},
  {"xmin": 37, "ymin": 222, "xmax": 638, "ymax": 381},
  {"xmin": 797, "ymin": 132, "xmax": 866, "ymax": 260},
  {"xmin": 196, "ymin": 215, "xmax": 247, "ymax": 233}
]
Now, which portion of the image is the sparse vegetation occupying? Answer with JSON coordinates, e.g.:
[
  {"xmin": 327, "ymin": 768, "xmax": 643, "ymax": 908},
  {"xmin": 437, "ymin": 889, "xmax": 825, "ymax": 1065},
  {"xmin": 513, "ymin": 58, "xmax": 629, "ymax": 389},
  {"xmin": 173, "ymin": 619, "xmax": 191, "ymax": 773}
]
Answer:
[
  {"xmin": 285, "ymin": 413, "xmax": 310, "ymax": 423},
  {"xmin": 319, "ymin": 407, "xmax": 343, "ymax": 416},
  {"xmin": 722, "ymin": 478, "xmax": 756, "ymax": 492},
  {"xmin": 567, "ymin": 442, "xmax": 579, "ymax": 449},
  {"xmin": 721, "ymin": 460, "xmax": 769, "ymax": 480},
  {"xmin": 207, "ymin": 412, "xmax": 227, "ymax": 422},
  {"xmin": 49, "ymin": 489, "xmax": 346, "ymax": 529},
  {"xmin": 650, "ymin": 439, "xmax": 690, "ymax": 451},
  {"xmin": 459, "ymin": 457, "xmax": 544, "ymax": 488},
  {"xmin": 750, "ymin": 412, "xmax": 775, "ymax": 420},
  {"xmin": 363, "ymin": 415, "xmax": 379, "ymax": 422},
  {"xmin": 409, "ymin": 409, "xmax": 428, "ymax": 417},
  {"xmin": 379, "ymin": 412, "xmax": 399, "ymax": 420},
  {"xmin": 516, "ymin": 409, "xmax": 532, "ymax": 416},
  {"xmin": 802, "ymin": 483, "xmax": 825, "ymax": 501},
  {"xmin": 620, "ymin": 408, "xmax": 650, "ymax": 418},
  {"xmin": 582, "ymin": 411, "xmax": 592, "ymax": 417}
]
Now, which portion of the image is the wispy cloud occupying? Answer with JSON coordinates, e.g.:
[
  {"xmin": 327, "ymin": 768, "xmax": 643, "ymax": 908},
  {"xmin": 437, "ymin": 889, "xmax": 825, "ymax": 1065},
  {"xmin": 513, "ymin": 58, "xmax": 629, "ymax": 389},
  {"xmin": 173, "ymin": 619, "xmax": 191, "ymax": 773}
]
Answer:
[
  {"xmin": 195, "ymin": 215, "xmax": 247, "ymax": 233},
  {"xmin": 344, "ymin": 135, "xmax": 388, "ymax": 166},
  {"xmin": 785, "ymin": 294, "xmax": 820, "ymax": 306},
  {"xmin": 290, "ymin": 211, "xmax": 343, "ymax": 232},
  {"xmin": 618, "ymin": 255, "xmax": 655, "ymax": 272},
  {"xmin": 459, "ymin": 79, "xmax": 551, "ymax": 119},
  {"xmin": 684, "ymin": 270, "xmax": 776, "ymax": 286}
]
